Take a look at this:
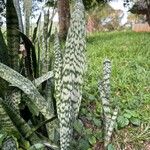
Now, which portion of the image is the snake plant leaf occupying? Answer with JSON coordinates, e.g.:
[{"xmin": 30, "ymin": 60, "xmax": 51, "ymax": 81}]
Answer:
[
  {"xmin": 104, "ymin": 107, "xmax": 118, "ymax": 148},
  {"xmin": 48, "ymin": 3, "xmax": 57, "ymax": 38},
  {"xmin": 32, "ymin": 13, "xmax": 42, "ymax": 43},
  {"xmin": 29, "ymin": 142, "xmax": 59, "ymax": 150},
  {"xmin": 54, "ymin": 33, "xmax": 63, "ymax": 118},
  {"xmin": 0, "ymin": 28, "xmax": 18, "ymax": 133},
  {"xmin": 0, "ymin": 98, "xmax": 40, "ymax": 144},
  {"xmin": 0, "ymin": 131, "xmax": 7, "ymax": 147},
  {"xmin": 6, "ymin": 0, "xmax": 20, "ymax": 70},
  {"xmin": 6, "ymin": 0, "xmax": 21, "ymax": 114},
  {"xmin": 0, "ymin": 29, "xmax": 9, "ymax": 65},
  {"xmin": 56, "ymin": 0, "xmax": 86, "ymax": 149},
  {"xmin": 23, "ymin": 0, "xmax": 32, "ymax": 36},
  {"xmin": 0, "ymin": 104, "xmax": 18, "ymax": 134},
  {"xmin": 13, "ymin": 0, "xmax": 24, "ymax": 33},
  {"xmin": 29, "ymin": 143, "xmax": 45, "ymax": 150},
  {"xmin": 99, "ymin": 59, "xmax": 112, "ymax": 131},
  {"xmin": 0, "ymin": 63, "xmax": 52, "ymax": 119},
  {"xmin": 19, "ymin": 31, "xmax": 37, "ymax": 79},
  {"xmin": 40, "ymin": 9, "xmax": 56, "ymax": 140},
  {"xmin": 103, "ymin": 59, "xmax": 111, "ymax": 105},
  {"xmin": 0, "ymin": 29, "xmax": 9, "ymax": 97},
  {"xmin": 39, "ymin": 6, "xmax": 51, "ymax": 77},
  {"xmin": 1, "ymin": 136, "xmax": 18, "ymax": 150},
  {"xmin": 33, "ymin": 71, "xmax": 53, "ymax": 87},
  {"xmin": 62, "ymin": 0, "xmax": 86, "ymax": 119},
  {"xmin": 98, "ymin": 59, "xmax": 119, "ymax": 148}
]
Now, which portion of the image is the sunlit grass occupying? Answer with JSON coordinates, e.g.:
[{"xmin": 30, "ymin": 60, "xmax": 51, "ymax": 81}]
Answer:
[
  {"xmin": 80, "ymin": 31, "xmax": 150, "ymax": 149},
  {"xmin": 84, "ymin": 31, "xmax": 150, "ymax": 116}
]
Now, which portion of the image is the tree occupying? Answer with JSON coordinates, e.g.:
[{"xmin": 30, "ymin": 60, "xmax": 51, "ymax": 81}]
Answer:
[
  {"xmin": 130, "ymin": 0, "xmax": 150, "ymax": 25},
  {"xmin": 83, "ymin": 0, "xmax": 106, "ymax": 10},
  {"xmin": 57, "ymin": 0, "xmax": 70, "ymax": 40},
  {"xmin": 57, "ymin": 0, "xmax": 108, "ymax": 39}
]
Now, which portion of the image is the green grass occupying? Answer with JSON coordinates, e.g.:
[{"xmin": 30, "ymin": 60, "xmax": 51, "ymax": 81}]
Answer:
[
  {"xmin": 78, "ymin": 31, "xmax": 150, "ymax": 149},
  {"xmin": 84, "ymin": 31, "xmax": 150, "ymax": 117}
]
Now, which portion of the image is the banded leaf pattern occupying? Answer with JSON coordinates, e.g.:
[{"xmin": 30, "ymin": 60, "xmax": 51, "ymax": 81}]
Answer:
[
  {"xmin": 54, "ymin": 33, "xmax": 63, "ymax": 119},
  {"xmin": 0, "ymin": 104, "xmax": 16, "ymax": 133},
  {"xmin": 98, "ymin": 59, "xmax": 118, "ymax": 149},
  {"xmin": 3, "ymin": 0, "xmax": 22, "ymax": 134},
  {"xmin": 0, "ymin": 62, "xmax": 52, "ymax": 119},
  {"xmin": 6, "ymin": 0, "xmax": 20, "ymax": 70},
  {"xmin": 23, "ymin": 0, "xmax": 32, "ymax": 36},
  {"xmin": 0, "ymin": 98, "xmax": 40, "ymax": 144},
  {"xmin": 2, "ymin": 136, "xmax": 18, "ymax": 150},
  {"xmin": 54, "ymin": 0, "xmax": 86, "ymax": 149},
  {"xmin": 6, "ymin": 0, "xmax": 21, "ymax": 101},
  {"xmin": 104, "ymin": 107, "xmax": 118, "ymax": 148},
  {"xmin": 99, "ymin": 59, "xmax": 112, "ymax": 131}
]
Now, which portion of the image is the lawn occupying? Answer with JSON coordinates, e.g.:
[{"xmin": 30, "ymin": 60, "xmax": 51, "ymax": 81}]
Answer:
[{"xmin": 78, "ymin": 31, "xmax": 150, "ymax": 149}]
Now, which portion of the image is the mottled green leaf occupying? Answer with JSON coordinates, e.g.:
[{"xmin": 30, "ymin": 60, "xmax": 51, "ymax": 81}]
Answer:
[
  {"xmin": 0, "ymin": 63, "xmax": 52, "ymax": 119},
  {"xmin": 93, "ymin": 118, "xmax": 101, "ymax": 127},
  {"xmin": 0, "ymin": 133, "xmax": 7, "ymax": 146},
  {"xmin": 84, "ymin": 128, "xmax": 93, "ymax": 136},
  {"xmin": 130, "ymin": 117, "xmax": 141, "ymax": 126},
  {"xmin": 94, "ymin": 132, "xmax": 102, "ymax": 140},
  {"xmin": 1, "ymin": 136, "xmax": 18, "ymax": 150},
  {"xmin": 88, "ymin": 95, "xmax": 95, "ymax": 101},
  {"xmin": 73, "ymin": 120, "xmax": 84, "ymax": 133},
  {"xmin": 107, "ymin": 144, "xmax": 115, "ymax": 150},
  {"xmin": 29, "ymin": 143, "xmax": 44, "ymax": 150},
  {"xmin": 117, "ymin": 116, "xmax": 129, "ymax": 128},
  {"xmin": 78, "ymin": 139, "xmax": 90, "ymax": 150},
  {"xmin": 88, "ymin": 136, "xmax": 97, "ymax": 145},
  {"xmin": 123, "ymin": 113, "xmax": 132, "ymax": 119}
]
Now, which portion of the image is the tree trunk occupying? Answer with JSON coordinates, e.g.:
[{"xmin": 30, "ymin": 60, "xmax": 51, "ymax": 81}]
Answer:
[
  {"xmin": 57, "ymin": 0, "xmax": 70, "ymax": 40},
  {"xmin": 146, "ymin": 0, "xmax": 150, "ymax": 25}
]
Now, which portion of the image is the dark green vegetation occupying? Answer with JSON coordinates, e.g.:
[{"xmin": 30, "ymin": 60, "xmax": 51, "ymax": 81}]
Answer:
[{"xmin": 76, "ymin": 31, "xmax": 150, "ymax": 149}]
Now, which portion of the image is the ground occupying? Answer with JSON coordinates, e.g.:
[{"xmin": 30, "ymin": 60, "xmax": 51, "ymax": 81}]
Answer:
[{"xmin": 76, "ymin": 31, "xmax": 150, "ymax": 150}]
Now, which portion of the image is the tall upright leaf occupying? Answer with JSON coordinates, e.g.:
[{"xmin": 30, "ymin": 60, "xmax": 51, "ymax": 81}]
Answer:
[
  {"xmin": 23, "ymin": 0, "xmax": 32, "ymax": 36},
  {"xmin": 0, "ymin": 104, "xmax": 16, "ymax": 133},
  {"xmin": 0, "ymin": 29, "xmax": 9, "ymax": 97},
  {"xmin": 0, "ymin": 29, "xmax": 9, "ymax": 65},
  {"xmin": 6, "ymin": 0, "xmax": 20, "ymax": 70},
  {"xmin": 13, "ymin": 0, "xmax": 24, "ymax": 33},
  {"xmin": 54, "ymin": 33, "xmax": 63, "ymax": 117},
  {"xmin": 2, "ymin": 0, "xmax": 21, "ymax": 133},
  {"xmin": 19, "ymin": 31, "xmax": 37, "ymax": 80},
  {"xmin": 98, "ymin": 59, "xmax": 119, "ymax": 149},
  {"xmin": 1, "ymin": 136, "xmax": 18, "ymax": 150},
  {"xmin": 54, "ymin": 0, "xmax": 86, "ymax": 149},
  {"xmin": 40, "ymin": 8, "xmax": 50, "ymax": 76},
  {"xmin": 41, "ymin": 7, "xmax": 56, "ymax": 140}
]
